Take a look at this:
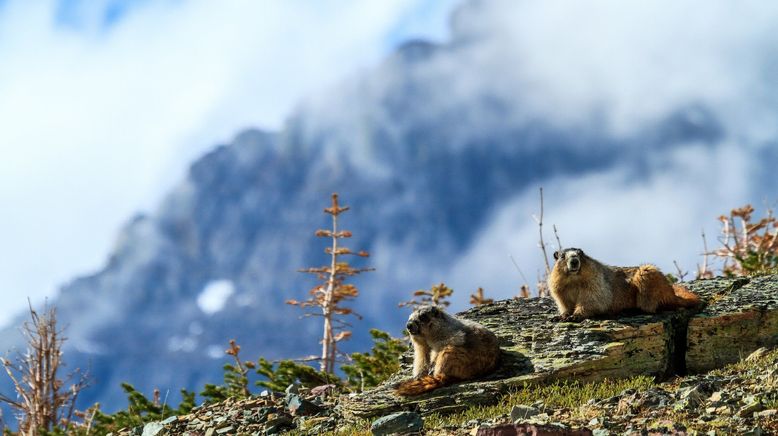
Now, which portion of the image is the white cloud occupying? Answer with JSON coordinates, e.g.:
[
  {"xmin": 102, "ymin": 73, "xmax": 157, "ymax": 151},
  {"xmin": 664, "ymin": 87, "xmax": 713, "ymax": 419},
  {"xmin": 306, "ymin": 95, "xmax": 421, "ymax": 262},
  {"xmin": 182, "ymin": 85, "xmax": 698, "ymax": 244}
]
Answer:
[
  {"xmin": 454, "ymin": 0, "xmax": 778, "ymax": 140},
  {"xmin": 197, "ymin": 279, "xmax": 235, "ymax": 315},
  {"xmin": 445, "ymin": 142, "xmax": 755, "ymax": 309},
  {"xmin": 0, "ymin": 0, "xmax": 461, "ymax": 327},
  {"xmin": 206, "ymin": 344, "xmax": 225, "ymax": 359},
  {"xmin": 168, "ymin": 335, "xmax": 197, "ymax": 353}
]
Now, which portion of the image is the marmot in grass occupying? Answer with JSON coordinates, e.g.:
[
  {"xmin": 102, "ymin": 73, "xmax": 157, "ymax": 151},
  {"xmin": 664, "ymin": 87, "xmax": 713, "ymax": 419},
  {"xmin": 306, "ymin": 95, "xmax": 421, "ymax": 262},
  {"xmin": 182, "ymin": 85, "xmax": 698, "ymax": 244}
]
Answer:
[
  {"xmin": 395, "ymin": 306, "xmax": 501, "ymax": 396},
  {"xmin": 548, "ymin": 248, "xmax": 700, "ymax": 321}
]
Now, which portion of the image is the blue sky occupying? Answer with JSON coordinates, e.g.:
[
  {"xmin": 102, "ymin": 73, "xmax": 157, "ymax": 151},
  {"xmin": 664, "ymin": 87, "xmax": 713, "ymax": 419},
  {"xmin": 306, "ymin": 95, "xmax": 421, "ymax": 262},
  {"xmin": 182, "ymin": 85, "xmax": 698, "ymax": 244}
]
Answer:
[{"xmin": 0, "ymin": 0, "xmax": 462, "ymax": 326}]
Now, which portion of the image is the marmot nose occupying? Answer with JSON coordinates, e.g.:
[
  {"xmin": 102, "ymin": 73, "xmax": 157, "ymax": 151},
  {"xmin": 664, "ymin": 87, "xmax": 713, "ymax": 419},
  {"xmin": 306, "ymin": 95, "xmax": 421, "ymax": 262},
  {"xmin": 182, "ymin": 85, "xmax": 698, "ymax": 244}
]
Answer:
[
  {"xmin": 406, "ymin": 321, "xmax": 419, "ymax": 334},
  {"xmin": 569, "ymin": 258, "xmax": 580, "ymax": 269}
]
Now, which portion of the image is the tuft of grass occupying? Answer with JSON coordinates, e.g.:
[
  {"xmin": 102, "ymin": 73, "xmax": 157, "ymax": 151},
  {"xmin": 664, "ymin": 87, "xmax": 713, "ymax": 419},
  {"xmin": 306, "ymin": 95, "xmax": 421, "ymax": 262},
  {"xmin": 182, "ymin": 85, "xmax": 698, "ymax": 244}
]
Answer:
[
  {"xmin": 286, "ymin": 419, "xmax": 372, "ymax": 436},
  {"xmin": 710, "ymin": 348, "xmax": 778, "ymax": 376},
  {"xmin": 424, "ymin": 375, "xmax": 655, "ymax": 429}
]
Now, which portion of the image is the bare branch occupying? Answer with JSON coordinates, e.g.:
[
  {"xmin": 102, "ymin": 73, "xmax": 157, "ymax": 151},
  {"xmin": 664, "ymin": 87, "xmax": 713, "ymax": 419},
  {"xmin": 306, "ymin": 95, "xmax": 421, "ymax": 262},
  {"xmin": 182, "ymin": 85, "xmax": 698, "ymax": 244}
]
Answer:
[
  {"xmin": 553, "ymin": 224, "xmax": 563, "ymax": 251},
  {"xmin": 673, "ymin": 260, "xmax": 688, "ymax": 282},
  {"xmin": 508, "ymin": 254, "xmax": 529, "ymax": 286},
  {"xmin": 533, "ymin": 187, "xmax": 552, "ymax": 276},
  {"xmin": 0, "ymin": 302, "xmax": 89, "ymax": 433}
]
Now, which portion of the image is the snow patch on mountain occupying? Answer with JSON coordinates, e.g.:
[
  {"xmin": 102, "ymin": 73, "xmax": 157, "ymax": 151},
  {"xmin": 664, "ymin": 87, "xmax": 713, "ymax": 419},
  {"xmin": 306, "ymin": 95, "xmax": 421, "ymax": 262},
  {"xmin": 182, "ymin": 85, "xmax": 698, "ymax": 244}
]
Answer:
[{"xmin": 197, "ymin": 280, "xmax": 235, "ymax": 315}]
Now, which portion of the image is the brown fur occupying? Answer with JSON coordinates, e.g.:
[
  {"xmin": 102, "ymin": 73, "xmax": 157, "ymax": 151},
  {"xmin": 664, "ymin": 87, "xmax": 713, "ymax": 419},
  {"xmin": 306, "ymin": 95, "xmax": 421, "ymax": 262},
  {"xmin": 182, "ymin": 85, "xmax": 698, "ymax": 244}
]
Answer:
[
  {"xmin": 395, "ymin": 306, "xmax": 500, "ymax": 396},
  {"xmin": 548, "ymin": 248, "xmax": 700, "ymax": 321}
]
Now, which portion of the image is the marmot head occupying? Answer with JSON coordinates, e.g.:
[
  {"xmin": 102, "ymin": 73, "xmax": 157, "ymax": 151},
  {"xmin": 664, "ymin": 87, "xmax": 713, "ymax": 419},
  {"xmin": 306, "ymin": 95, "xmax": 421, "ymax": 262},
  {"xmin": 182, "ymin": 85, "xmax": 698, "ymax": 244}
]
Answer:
[
  {"xmin": 406, "ymin": 305, "xmax": 447, "ymax": 337},
  {"xmin": 553, "ymin": 248, "xmax": 587, "ymax": 275}
]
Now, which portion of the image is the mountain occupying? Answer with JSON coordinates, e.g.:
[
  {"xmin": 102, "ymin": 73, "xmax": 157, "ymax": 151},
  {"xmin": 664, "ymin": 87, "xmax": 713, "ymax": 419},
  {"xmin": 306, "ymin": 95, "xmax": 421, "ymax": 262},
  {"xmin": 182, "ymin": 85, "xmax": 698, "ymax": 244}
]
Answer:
[{"xmin": 1, "ymin": 0, "xmax": 775, "ymax": 412}]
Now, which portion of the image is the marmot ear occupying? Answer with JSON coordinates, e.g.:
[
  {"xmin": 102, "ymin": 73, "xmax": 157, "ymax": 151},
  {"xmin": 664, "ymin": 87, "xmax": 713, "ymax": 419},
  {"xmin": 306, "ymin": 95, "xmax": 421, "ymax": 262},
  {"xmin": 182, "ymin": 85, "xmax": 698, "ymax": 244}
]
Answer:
[{"xmin": 553, "ymin": 250, "xmax": 560, "ymax": 260}]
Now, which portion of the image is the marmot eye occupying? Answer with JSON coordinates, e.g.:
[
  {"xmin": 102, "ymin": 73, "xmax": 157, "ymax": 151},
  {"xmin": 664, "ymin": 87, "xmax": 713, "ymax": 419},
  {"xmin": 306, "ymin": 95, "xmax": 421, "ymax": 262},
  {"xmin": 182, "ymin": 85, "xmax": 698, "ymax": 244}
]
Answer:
[{"xmin": 419, "ymin": 313, "xmax": 430, "ymax": 323}]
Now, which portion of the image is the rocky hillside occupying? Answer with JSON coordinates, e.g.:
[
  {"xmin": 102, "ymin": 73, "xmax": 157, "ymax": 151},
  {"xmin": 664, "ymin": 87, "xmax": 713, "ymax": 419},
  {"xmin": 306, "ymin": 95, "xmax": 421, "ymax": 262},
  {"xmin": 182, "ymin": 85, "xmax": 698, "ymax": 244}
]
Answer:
[{"xmin": 114, "ymin": 274, "xmax": 778, "ymax": 435}]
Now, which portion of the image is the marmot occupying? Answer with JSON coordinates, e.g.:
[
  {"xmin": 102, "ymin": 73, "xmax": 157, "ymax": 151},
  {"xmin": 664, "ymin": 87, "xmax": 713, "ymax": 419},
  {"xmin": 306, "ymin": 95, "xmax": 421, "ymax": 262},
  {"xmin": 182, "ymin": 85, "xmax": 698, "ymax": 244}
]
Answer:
[
  {"xmin": 395, "ymin": 305, "xmax": 501, "ymax": 396},
  {"xmin": 548, "ymin": 248, "xmax": 700, "ymax": 321}
]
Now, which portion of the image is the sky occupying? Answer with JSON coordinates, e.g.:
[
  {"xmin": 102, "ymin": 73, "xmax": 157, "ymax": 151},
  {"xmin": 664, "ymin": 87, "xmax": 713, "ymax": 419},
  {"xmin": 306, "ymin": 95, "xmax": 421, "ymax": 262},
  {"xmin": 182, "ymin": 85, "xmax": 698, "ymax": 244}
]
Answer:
[
  {"xmin": 2, "ymin": 0, "xmax": 777, "ymax": 328},
  {"xmin": 0, "ymin": 0, "xmax": 463, "ymax": 327}
]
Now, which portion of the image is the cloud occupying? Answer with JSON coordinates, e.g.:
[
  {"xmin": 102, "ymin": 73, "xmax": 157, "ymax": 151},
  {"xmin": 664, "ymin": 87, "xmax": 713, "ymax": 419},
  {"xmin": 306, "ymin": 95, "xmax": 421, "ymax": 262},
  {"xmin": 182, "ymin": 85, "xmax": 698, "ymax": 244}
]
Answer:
[
  {"xmin": 450, "ymin": 0, "xmax": 778, "ymax": 141},
  {"xmin": 445, "ymin": 142, "xmax": 755, "ymax": 308},
  {"xmin": 0, "ymin": 0, "xmax": 462, "ymax": 327},
  {"xmin": 197, "ymin": 279, "xmax": 235, "ymax": 315}
]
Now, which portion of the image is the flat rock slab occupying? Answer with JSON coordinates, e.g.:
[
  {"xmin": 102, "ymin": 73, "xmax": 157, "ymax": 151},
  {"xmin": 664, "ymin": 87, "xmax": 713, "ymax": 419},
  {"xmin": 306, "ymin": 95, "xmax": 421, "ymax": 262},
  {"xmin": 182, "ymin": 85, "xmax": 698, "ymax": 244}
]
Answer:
[
  {"xmin": 686, "ymin": 275, "xmax": 778, "ymax": 372},
  {"xmin": 340, "ymin": 275, "xmax": 778, "ymax": 420}
]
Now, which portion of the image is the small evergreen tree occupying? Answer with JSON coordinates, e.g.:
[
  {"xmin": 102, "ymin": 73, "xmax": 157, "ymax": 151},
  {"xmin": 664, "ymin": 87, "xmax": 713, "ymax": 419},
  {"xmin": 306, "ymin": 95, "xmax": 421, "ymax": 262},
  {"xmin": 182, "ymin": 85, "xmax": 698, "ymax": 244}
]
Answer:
[
  {"xmin": 399, "ymin": 283, "xmax": 453, "ymax": 308},
  {"xmin": 287, "ymin": 193, "xmax": 372, "ymax": 374},
  {"xmin": 255, "ymin": 359, "xmax": 333, "ymax": 393},
  {"xmin": 91, "ymin": 384, "xmax": 195, "ymax": 432},
  {"xmin": 200, "ymin": 340, "xmax": 254, "ymax": 403},
  {"xmin": 469, "ymin": 287, "xmax": 494, "ymax": 306},
  {"xmin": 341, "ymin": 329, "xmax": 408, "ymax": 392}
]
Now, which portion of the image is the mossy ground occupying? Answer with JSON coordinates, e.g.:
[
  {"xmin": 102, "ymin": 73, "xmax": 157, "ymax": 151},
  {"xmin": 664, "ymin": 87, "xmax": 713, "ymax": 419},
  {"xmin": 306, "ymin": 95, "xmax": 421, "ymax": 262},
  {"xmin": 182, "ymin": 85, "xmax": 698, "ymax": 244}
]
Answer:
[
  {"xmin": 423, "ymin": 376, "xmax": 655, "ymax": 429},
  {"xmin": 322, "ymin": 348, "xmax": 778, "ymax": 434}
]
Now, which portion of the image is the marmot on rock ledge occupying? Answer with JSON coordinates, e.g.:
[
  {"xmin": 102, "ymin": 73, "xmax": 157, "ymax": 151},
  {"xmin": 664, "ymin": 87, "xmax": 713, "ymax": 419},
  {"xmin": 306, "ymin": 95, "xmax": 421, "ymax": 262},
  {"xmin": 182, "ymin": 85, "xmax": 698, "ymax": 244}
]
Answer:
[
  {"xmin": 395, "ymin": 306, "xmax": 501, "ymax": 396},
  {"xmin": 548, "ymin": 248, "xmax": 700, "ymax": 321}
]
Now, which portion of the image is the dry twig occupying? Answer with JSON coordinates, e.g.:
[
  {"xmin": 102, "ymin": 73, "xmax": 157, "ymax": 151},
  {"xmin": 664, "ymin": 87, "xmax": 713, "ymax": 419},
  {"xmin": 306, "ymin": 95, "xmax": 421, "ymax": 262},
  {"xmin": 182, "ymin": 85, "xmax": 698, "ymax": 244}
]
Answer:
[
  {"xmin": 469, "ymin": 287, "xmax": 494, "ymax": 306},
  {"xmin": 532, "ymin": 187, "xmax": 552, "ymax": 276}
]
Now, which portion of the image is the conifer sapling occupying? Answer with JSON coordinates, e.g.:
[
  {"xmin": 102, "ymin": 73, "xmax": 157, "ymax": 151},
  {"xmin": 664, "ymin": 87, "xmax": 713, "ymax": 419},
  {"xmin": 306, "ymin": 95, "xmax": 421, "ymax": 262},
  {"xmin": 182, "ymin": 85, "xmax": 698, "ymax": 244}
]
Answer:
[{"xmin": 286, "ymin": 193, "xmax": 372, "ymax": 374}]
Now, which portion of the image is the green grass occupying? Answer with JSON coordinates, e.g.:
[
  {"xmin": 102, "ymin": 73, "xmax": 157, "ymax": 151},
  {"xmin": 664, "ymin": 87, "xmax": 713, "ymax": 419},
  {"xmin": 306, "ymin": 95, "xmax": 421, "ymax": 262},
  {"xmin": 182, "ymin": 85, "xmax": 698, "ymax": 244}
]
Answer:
[
  {"xmin": 710, "ymin": 348, "xmax": 778, "ymax": 377},
  {"xmin": 285, "ymin": 376, "xmax": 655, "ymax": 434},
  {"xmin": 288, "ymin": 419, "xmax": 371, "ymax": 436},
  {"xmin": 423, "ymin": 375, "xmax": 656, "ymax": 429}
]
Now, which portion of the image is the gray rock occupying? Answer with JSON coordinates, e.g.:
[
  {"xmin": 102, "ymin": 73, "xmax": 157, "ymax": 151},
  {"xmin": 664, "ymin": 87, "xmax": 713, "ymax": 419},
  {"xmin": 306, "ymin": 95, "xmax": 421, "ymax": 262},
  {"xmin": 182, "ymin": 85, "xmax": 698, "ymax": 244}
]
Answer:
[
  {"xmin": 510, "ymin": 405, "xmax": 541, "ymax": 422},
  {"xmin": 370, "ymin": 411, "xmax": 423, "ymax": 435},
  {"xmin": 161, "ymin": 416, "xmax": 177, "ymax": 425},
  {"xmin": 141, "ymin": 422, "xmax": 164, "ymax": 436},
  {"xmin": 687, "ymin": 276, "xmax": 778, "ymax": 372},
  {"xmin": 286, "ymin": 393, "xmax": 322, "ymax": 416},
  {"xmin": 264, "ymin": 415, "xmax": 293, "ymax": 434},
  {"xmin": 674, "ymin": 385, "xmax": 705, "ymax": 411},
  {"xmin": 285, "ymin": 383, "xmax": 300, "ymax": 395},
  {"xmin": 747, "ymin": 347, "xmax": 769, "ymax": 362},
  {"xmin": 739, "ymin": 400, "xmax": 764, "ymax": 417}
]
